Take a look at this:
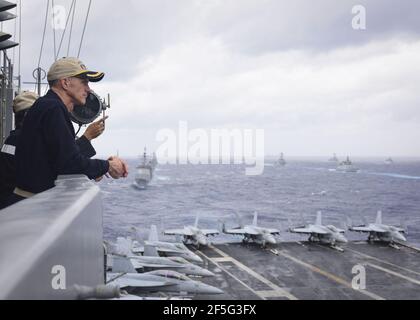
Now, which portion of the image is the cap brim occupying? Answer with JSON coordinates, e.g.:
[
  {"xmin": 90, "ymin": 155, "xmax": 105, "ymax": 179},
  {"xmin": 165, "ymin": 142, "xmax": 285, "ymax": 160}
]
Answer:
[{"xmin": 75, "ymin": 70, "xmax": 105, "ymax": 82}]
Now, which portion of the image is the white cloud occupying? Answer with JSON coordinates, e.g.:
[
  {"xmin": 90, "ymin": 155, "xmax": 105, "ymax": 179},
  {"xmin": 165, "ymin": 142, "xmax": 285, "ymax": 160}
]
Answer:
[
  {"xmin": 91, "ymin": 36, "xmax": 420, "ymax": 157},
  {"xmin": 6, "ymin": 0, "xmax": 420, "ymax": 158}
]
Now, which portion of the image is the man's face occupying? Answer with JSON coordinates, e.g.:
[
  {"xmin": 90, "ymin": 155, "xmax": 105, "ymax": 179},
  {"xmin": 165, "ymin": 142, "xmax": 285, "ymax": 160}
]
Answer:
[{"xmin": 66, "ymin": 77, "xmax": 90, "ymax": 106}]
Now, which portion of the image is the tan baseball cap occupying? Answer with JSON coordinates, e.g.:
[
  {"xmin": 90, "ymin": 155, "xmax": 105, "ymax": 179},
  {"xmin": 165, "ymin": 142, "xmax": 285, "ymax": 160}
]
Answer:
[
  {"xmin": 47, "ymin": 57, "xmax": 105, "ymax": 82},
  {"xmin": 13, "ymin": 91, "xmax": 39, "ymax": 113}
]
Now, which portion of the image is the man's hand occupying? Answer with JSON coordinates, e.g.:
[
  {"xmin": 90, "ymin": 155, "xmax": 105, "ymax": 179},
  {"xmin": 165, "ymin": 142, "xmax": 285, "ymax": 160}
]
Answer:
[
  {"xmin": 108, "ymin": 156, "xmax": 129, "ymax": 179},
  {"xmin": 83, "ymin": 116, "xmax": 109, "ymax": 141}
]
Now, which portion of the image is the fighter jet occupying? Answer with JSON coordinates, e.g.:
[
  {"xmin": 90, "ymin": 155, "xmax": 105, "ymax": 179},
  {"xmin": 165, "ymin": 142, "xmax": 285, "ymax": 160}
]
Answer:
[
  {"xmin": 348, "ymin": 211, "xmax": 406, "ymax": 246},
  {"xmin": 108, "ymin": 239, "xmax": 214, "ymax": 277},
  {"xmin": 107, "ymin": 256, "xmax": 223, "ymax": 295},
  {"xmin": 131, "ymin": 225, "xmax": 203, "ymax": 263},
  {"xmin": 289, "ymin": 211, "xmax": 348, "ymax": 247},
  {"xmin": 222, "ymin": 212, "xmax": 280, "ymax": 247},
  {"xmin": 164, "ymin": 214, "xmax": 219, "ymax": 248}
]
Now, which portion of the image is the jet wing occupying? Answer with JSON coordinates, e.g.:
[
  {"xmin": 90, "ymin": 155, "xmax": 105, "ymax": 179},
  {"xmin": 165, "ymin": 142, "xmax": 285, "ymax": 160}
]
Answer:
[
  {"xmin": 202, "ymin": 229, "xmax": 219, "ymax": 236},
  {"xmin": 224, "ymin": 228, "xmax": 247, "ymax": 235},
  {"xmin": 132, "ymin": 246, "xmax": 144, "ymax": 254},
  {"xmin": 242, "ymin": 227, "xmax": 262, "ymax": 235},
  {"xmin": 290, "ymin": 226, "xmax": 328, "ymax": 235},
  {"xmin": 350, "ymin": 226, "xmax": 373, "ymax": 232},
  {"xmin": 310, "ymin": 225, "xmax": 329, "ymax": 234},
  {"xmin": 130, "ymin": 259, "xmax": 177, "ymax": 269},
  {"xmin": 370, "ymin": 225, "xmax": 387, "ymax": 233},
  {"xmin": 266, "ymin": 228, "xmax": 280, "ymax": 235},
  {"xmin": 107, "ymin": 274, "xmax": 171, "ymax": 288},
  {"xmin": 164, "ymin": 229, "xmax": 194, "ymax": 236},
  {"xmin": 351, "ymin": 225, "xmax": 386, "ymax": 233}
]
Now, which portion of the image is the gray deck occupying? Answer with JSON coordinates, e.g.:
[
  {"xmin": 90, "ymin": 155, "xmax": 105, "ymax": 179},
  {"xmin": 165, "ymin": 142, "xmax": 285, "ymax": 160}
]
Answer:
[{"xmin": 191, "ymin": 241, "xmax": 420, "ymax": 300}]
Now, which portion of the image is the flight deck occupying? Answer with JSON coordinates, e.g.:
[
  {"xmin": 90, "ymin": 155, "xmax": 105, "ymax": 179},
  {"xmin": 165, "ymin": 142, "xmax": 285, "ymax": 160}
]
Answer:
[{"xmin": 191, "ymin": 241, "xmax": 420, "ymax": 300}]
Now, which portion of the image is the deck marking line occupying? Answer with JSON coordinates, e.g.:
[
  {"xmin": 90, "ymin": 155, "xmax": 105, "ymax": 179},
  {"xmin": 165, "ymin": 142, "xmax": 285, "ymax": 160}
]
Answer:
[
  {"xmin": 345, "ymin": 247, "xmax": 420, "ymax": 277},
  {"xmin": 209, "ymin": 246, "xmax": 298, "ymax": 300},
  {"xmin": 366, "ymin": 263, "xmax": 420, "ymax": 286},
  {"xmin": 279, "ymin": 251, "xmax": 385, "ymax": 300},
  {"xmin": 196, "ymin": 250, "xmax": 267, "ymax": 300},
  {"xmin": 200, "ymin": 246, "xmax": 298, "ymax": 300}
]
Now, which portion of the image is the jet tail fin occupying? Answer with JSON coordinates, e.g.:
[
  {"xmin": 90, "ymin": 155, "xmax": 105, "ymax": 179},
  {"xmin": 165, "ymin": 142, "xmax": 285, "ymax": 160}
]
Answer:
[
  {"xmin": 217, "ymin": 219, "xmax": 226, "ymax": 233},
  {"xmin": 346, "ymin": 216, "xmax": 353, "ymax": 229},
  {"xmin": 399, "ymin": 218, "xmax": 408, "ymax": 235},
  {"xmin": 234, "ymin": 212, "xmax": 244, "ymax": 228},
  {"xmin": 144, "ymin": 244, "xmax": 159, "ymax": 257},
  {"xmin": 315, "ymin": 211, "xmax": 322, "ymax": 226},
  {"xmin": 252, "ymin": 211, "xmax": 258, "ymax": 226},
  {"xmin": 115, "ymin": 237, "xmax": 133, "ymax": 256},
  {"xmin": 112, "ymin": 255, "xmax": 137, "ymax": 273},
  {"xmin": 194, "ymin": 213, "xmax": 200, "ymax": 227},
  {"xmin": 130, "ymin": 226, "xmax": 142, "ymax": 242},
  {"xmin": 149, "ymin": 225, "xmax": 160, "ymax": 242},
  {"xmin": 299, "ymin": 212, "xmax": 307, "ymax": 226},
  {"xmin": 375, "ymin": 210, "xmax": 382, "ymax": 225}
]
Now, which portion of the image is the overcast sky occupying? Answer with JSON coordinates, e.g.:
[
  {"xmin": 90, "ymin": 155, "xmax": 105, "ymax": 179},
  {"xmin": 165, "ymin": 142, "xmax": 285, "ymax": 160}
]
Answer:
[{"xmin": 5, "ymin": 0, "xmax": 420, "ymax": 158}]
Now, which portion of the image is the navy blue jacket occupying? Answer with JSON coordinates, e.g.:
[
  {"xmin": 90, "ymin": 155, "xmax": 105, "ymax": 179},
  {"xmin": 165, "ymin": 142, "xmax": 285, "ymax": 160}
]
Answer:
[
  {"xmin": 0, "ymin": 130, "xmax": 19, "ymax": 207},
  {"xmin": 0, "ymin": 131, "xmax": 97, "ymax": 209},
  {"xmin": 15, "ymin": 90, "xmax": 109, "ymax": 194}
]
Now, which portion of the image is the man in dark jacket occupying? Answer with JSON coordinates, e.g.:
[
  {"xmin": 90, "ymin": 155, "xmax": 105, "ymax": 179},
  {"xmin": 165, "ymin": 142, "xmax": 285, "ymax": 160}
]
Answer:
[
  {"xmin": 0, "ymin": 92, "xmax": 39, "ymax": 208},
  {"xmin": 10, "ymin": 57, "xmax": 128, "ymax": 205},
  {"xmin": 0, "ymin": 91, "xmax": 109, "ymax": 209}
]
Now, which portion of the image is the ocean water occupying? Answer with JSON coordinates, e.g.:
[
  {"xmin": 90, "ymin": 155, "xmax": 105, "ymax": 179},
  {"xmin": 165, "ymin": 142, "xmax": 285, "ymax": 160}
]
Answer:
[{"xmin": 100, "ymin": 159, "xmax": 420, "ymax": 247}]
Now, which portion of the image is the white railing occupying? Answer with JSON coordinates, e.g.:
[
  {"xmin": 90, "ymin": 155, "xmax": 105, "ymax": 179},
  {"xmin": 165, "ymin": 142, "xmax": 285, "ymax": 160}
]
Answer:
[{"xmin": 0, "ymin": 175, "xmax": 104, "ymax": 299}]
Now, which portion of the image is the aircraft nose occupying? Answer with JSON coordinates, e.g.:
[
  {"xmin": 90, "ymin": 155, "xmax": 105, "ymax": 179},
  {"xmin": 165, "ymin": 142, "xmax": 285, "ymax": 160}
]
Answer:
[
  {"xmin": 338, "ymin": 235, "xmax": 348, "ymax": 243},
  {"xmin": 199, "ymin": 268, "xmax": 215, "ymax": 277},
  {"xmin": 395, "ymin": 232, "xmax": 406, "ymax": 242},
  {"xmin": 188, "ymin": 254, "xmax": 203, "ymax": 264},
  {"xmin": 266, "ymin": 235, "xmax": 276, "ymax": 244},
  {"xmin": 201, "ymin": 283, "xmax": 224, "ymax": 295}
]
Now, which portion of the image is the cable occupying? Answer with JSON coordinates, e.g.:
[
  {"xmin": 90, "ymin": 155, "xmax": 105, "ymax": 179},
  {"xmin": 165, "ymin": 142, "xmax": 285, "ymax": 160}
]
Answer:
[
  {"xmin": 67, "ymin": 0, "xmax": 76, "ymax": 56},
  {"xmin": 38, "ymin": 0, "xmax": 50, "ymax": 68},
  {"xmin": 77, "ymin": 0, "xmax": 92, "ymax": 58},
  {"xmin": 51, "ymin": 0, "xmax": 57, "ymax": 61},
  {"xmin": 75, "ymin": 124, "xmax": 82, "ymax": 136},
  {"xmin": 55, "ymin": 0, "xmax": 75, "ymax": 60},
  {"xmin": 18, "ymin": 0, "xmax": 22, "ymax": 91},
  {"xmin": 12, "ymin": 2, "xmax": 17, "ymax": 65}
]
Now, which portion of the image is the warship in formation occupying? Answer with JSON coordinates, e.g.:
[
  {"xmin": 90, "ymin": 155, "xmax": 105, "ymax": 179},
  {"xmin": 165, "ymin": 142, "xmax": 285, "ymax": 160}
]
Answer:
[
  {"xmin": 134, "ymin": 148, "xmax": 157, "ymax": 188},
  {"xmin": 385, "ymin": 157, "xmax": 394, "ymax": 165},
  {"xmin": 275, "ymin": 153, "xmax": 286, "ymax": 166},
  {"xmin": 337, "ymin": 156, "xmax": 359, "ymax": 173},
  {"xmin": 328, "ymin": 153, "xmax": 339, "ymax": 162}
]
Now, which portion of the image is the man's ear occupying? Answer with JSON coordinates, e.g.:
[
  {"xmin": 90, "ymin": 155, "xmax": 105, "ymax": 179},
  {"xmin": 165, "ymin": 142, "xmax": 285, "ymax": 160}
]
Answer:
[{"xmin": 61, "ymin": 78, "xmax": 70, "ymax": 90}]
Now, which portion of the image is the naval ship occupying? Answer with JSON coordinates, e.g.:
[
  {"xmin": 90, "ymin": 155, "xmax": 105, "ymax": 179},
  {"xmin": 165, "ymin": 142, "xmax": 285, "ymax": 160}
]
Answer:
[
  {"xmin": 134, "ymin": 148, "xmax": 156, "ymax": 188},
  {"xmin": 1, "ymin": 1, "xmax": 419, "ymax": 301},
  {"xmin": 337, "ymin": 156, "xmax": 359, "ymax": 173},
  {"xmin": 328, "ymin": 153, "xmax": 339, "ymax": 162},
  {"xmin": 275, "ymin": 153, "xmax": 286, "ymax": 166},
  {"xmin": 385, "ymin": 157, "xmax": 394, "ymax": 165}
]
